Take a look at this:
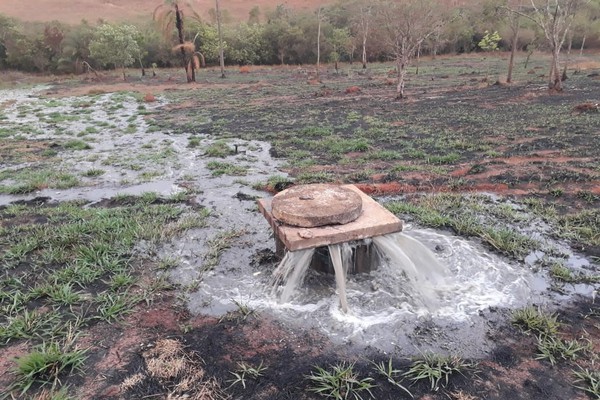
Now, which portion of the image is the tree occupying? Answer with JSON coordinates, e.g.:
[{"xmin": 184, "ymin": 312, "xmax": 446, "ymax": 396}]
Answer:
[
  {"xmin": 248, "ymin": 6, "xmax": 261, "ymax": 25},
  {"xmin": 89, "ymin": 24, "xmax": 141, "ymax": 79},
  {"xmin": 356, "ymin": 1, "xmax": 374, "ymax": 68},
  {"xmin": 61, "ymin": 20, "xmax": 95, "ymax": 73},
  {"xmin": 215, "ymin": 0, "xmax": 225, "ymax": 77},
  {"xmin": 377, "ymin": 0, "xmax": 450, "ymax": 98},
  {"xmin": 328, "ymin": 27, "xmax": 352, "ymax": 72},
  {"xmin": 190, "ymin": 21, "xmax": 221, "ymax": 64},
  {"xmin": 263, "ymin": 6, "xmax": 305, "ymax": 65},
  {"xmin": 316, "ymin": 6, "xmax": 325, "ymax": 81},
  {"xmin": 154, "ymin": 0, "xmax": 198, "ymax": 82},
  {"xmin": 505, "ymin": 0, "xmax": 588, "ymax": 90},
  {"xmin": 0, "ymin": 14, "xmax": 19, "ymax": 68},
  {"xmin": 224, "ymin": 23, "xmax": 268, "ymax": 65},
  {"xmin": 501, "ymin": 0, "xmax": 524, "ymax": 83}
]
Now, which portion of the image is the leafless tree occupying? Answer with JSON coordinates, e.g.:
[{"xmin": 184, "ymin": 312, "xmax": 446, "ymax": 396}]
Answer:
[
  {"xmin": 377, "ymin": 0, "xmax": 450, "ymax": 99},
  {"xmin": 354, "ymin": 0, "xmax": 374, "ymax": 69},
  {"xmin": 215, "ymin": 0, "xmax": 225, "ymax": 78},
  {"xmin": 316, "ymin": 6, "xmax": 325, "ymax": 81},
  {"xmin": 505, "ymin": 0, "xmax": 587, "ymax": 90}
]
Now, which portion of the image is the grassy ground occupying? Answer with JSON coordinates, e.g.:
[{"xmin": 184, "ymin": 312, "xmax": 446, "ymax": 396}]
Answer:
[{"xmin": 0, "ymin": 52, "xmax": 599, "ymax": 399}]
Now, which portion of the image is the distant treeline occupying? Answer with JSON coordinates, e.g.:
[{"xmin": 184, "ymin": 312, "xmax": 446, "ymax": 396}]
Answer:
[{"xmin": 0, "ymin": 0, "xmax": 598, "ymax": 74}]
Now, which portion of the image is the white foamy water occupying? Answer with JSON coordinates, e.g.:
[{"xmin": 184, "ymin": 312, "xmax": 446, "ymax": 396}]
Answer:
[
  {"xmin": 329, "ymin": 243, "xmax": 349, "ymax": 313},
  {"xmin": 262, "ymin": 228, "xmax": 536, "ymax": 336},
  {"xmin": 189, "ymin": 226, "xmax": 540, "ymax": 354},
  {"xmin": 271, "ymin": 248, "xmax": 315, "ymax": 303}
]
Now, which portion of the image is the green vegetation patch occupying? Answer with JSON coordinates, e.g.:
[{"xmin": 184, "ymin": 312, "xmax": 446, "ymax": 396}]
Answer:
[
  {"xmin": 0, "ymin": 196, "xmax": 209, "ymax": 348},
  {"xmin": 63, "ymin": 140, "xmax": 92, "ymax": 150},
  {"xmin": 205, "ymin": 140, "xmax": 234, "ymax": 157},
  {"xmin": 385, "ymin": 194, "xmax": 539, "ymax": 259},
  {"xmin": 0, "ymin": 167, "xmax": 81, "ymax": 194},
  {"xmin": 206, "ymin": 161, "xmax": 247, "ymax": 177}
]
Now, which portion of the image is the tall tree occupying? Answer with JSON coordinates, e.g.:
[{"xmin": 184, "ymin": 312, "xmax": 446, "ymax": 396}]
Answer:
[
  {"xmin": 154, "ymin": 0, "xmax": 197, "ymax": 82},
  {"xmin": 359, "ymin": 2, "xmax": 373, "ymax": 68},
  {"xmin": 316, "ymin": 6, "xmax": 325, "ymax": 81},
  {"xmin": 377, "ymin": 0, "xmax": 450, "ymax": 98},
  {"xmin": 215, "ymin": 0, "xmax": 225, "ymax": 78}
]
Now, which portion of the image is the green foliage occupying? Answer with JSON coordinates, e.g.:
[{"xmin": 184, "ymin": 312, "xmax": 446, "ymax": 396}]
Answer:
[
  {"xmin": 512, "ymin": 307, "xmax": 560, "ymax": 336},
  {"xmin": 573, "ymin": 366, "xmax": 600, "ymax": 398},
  {"xmin": 63, "ymin": 140, "xmax": 92, "ymax": 150},
  {"xmin": 404, "ymin": 353, "xmax": 475, "ymax": 392},
  {"xmin": 12, "ymin": 341, "xmax": 87, "ymax": 395},
  {"xmin": 89, "ymin": 24, "xmax": 141, "ymax": 71},
  {"xmin": 535, "ymin": 335, "xmax": 589, "ymax": 365},
  {"xmin": 223, "ymin": 23, "xmax": 269, "ymax": 65},
  {"xmin": 371, "ymin": 358, "xmax": 412, "ymax": 398},
  {"xmin": 205, "ymin": 140, "xmax": 233, "ymax": 157},
  {"xmin": 478, "ymin": 30, "xmax": 501, "ymax": 52},
  {"xmin": 307, "ymin": 362, "xmax": 375, "ymax": 400},
  {"xmin": 206, "ymin": 161, "xmax": 247, "ymax": 176},
  {"xmin": 189, "ymin": 21, "xmax": 222, "ymax": 63},
  {"xmin": 228, "ymin": 361, "xmax": 267, "ymax": 389}
]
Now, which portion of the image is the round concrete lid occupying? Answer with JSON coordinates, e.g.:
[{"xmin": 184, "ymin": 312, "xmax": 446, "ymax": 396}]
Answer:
[{"xmin": 271, "ymin": 184, "xmax": 363, "ymax": 228}]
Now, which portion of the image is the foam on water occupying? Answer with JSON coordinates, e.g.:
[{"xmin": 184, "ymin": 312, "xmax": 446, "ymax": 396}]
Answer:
[
  {"xmin": 189, "ymin": 226, "xmax": 540, "ymax": 353},
  {"xmin": 271, "ymin": 248, "xmax": 315, "ymax": 303},
  {"xmin": 266, "ymin": 227, "xmax": 536, "ymax": 325}
]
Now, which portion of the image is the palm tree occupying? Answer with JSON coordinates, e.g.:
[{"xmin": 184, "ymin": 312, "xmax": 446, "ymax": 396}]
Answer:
[{"xmin": 154, "ymin": 0, "xmax": 197, "ymax": 82}]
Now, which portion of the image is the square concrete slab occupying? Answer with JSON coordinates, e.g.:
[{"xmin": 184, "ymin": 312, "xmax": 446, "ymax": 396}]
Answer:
[{"xmin": 258, "ymin": 184, "xmax": 403, "ymax": 251}]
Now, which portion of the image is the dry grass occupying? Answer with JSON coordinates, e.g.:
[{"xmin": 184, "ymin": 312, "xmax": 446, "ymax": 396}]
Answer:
[
  {"xmin": 572, "ymin": 60, "xmax": 600, "ymax": 70},
  {"xmin": 120, "ymin": 338, "xmax": 230, "ymax": 400},
  {"xmin": 448, "ymin": 391, "xmax": 478, "ymax": 400}
]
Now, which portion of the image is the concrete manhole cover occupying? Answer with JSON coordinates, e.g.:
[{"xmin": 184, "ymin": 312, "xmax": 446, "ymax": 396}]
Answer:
[{"xmin": 271, "ymin": 184, "xmax": 363, "ymax": 228}]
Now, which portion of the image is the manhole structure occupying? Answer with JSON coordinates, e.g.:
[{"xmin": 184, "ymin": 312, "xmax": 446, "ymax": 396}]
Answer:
[{"xmin": 258, "ymin": 184, "xmax": 403, "ymax": 275}]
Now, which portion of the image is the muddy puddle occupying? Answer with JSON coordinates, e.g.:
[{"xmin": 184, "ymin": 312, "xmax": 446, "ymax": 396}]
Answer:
[{"xmin": 1, "ymin": 86, "xmax": 597, "ymax": 360}]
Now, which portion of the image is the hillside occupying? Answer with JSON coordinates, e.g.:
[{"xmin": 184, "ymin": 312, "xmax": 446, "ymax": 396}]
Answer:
[{"xmin": 0, "ymin": 0, "xmax": 327, "ymax": 25}]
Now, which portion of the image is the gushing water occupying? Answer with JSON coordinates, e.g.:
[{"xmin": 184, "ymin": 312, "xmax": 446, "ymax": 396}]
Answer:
[
  {"xmin": 328, "ymin": 243, "xmax": 350, "ymax": 313},
  {"xmin": 271, "ymin": 248, "xmax": 315, "ymax": 303},
  {"xmin": 372, "ymin": 233, "xmax": 449, "ymax": 310},
  {"xmin": 194, "ymin": 226, "xmax": 538, "ymax": 353},
  {"xmin": 270, "ymin": 230, "xmax": 536, "ymax": 319},
  {"xmin": 271, "ymin": 232, "xmax": 454, "ymax": 314}
]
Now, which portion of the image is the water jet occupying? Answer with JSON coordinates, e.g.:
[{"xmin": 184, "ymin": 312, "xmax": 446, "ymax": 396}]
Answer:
[{"xmin": 258, "ymin": 184, "xmax": 435, "ymax": 312}]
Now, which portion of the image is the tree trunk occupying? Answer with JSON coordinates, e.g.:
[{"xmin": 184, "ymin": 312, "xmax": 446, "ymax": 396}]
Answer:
[
  {"xmin": 175, "ymin": 4, "xmax": 192, "ymax": 83},
  {"xmin": 216, "ymin": 0, "xmax": 226, "ymax": 78},
  {"xmin": 549, "ymin": 45, "xmax": 562, "ymax": 91},
  {"xmin": 122, "ymin": 66, "xmax": 126, "ymax": 81},
  {"xmin": 524, "ymin": 49, "xmax": 533, "ymax": 69},
  {"xmin": 396, "ymin": 59, "xmax": 407, "ymax": 99},
  {"xmin": 316, "ymin": 7, "xmax": 322, "ymax": 81},
  {"xmin": 416, "ymin": 43, "xmax": 421, "ymax": 75},
  {"xmin": 507, "ymin": 19, "xmax": 519, "ymax": 84},
  {"xmin": 579, "ymin": 35, "xmax": 586, "ymax": 56},
  {"xmin": 138, "ymin": 57, "xmax": 146, "ymax": 77},
  {"xmin": 361, "ymin": 19, "xmax": 368, "ymax": 69},
  {"xmin": 562, "ymin": 33, "xmax": 572, "ymax": 81}
]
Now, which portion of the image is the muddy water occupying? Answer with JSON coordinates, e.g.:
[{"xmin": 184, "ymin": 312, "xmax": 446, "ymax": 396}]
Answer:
[{"xmin": 0, "ymin": 87, "xmax": 281, "ymax": 206}]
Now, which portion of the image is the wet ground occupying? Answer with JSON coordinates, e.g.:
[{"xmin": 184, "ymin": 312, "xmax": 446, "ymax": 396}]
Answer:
[{"xmin": 0, "ymin": 54, "xmax": 599, "ymax": 399}]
